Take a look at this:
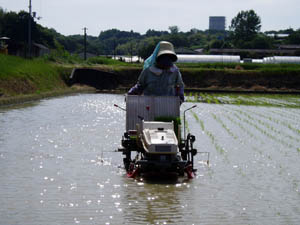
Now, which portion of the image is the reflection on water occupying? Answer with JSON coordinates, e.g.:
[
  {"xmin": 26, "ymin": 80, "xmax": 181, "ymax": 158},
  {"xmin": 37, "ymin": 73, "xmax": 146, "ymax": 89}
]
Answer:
[
  {"xmin": 0, "ymin": 93, "xmax": 299, "ymax": 225},
  {"xmin": 122, "ymin": 178, "xmax": 192, "ymax": 225}
]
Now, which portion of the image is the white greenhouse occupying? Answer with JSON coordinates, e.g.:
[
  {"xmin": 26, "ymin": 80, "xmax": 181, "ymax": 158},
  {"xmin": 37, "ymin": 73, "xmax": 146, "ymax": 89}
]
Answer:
[
  {"xmin": 176, "ymin": 54, "xmax": 241, "ymax": 63},
  {"xmin": 263, "ymin": 56, "xmax": 300, "ymax": 64}
]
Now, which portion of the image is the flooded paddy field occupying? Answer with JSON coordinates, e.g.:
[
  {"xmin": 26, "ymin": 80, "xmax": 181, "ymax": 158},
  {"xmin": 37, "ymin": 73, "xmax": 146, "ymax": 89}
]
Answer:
[{"xmin": 0, "ymin": 93, "xmax": 299, "ymax": 225}]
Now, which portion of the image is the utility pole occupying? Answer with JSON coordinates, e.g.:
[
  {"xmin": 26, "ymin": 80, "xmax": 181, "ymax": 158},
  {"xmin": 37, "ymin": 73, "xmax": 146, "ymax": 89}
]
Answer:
[
  {"xmin": 113, "ymin": 38, "xmax": 116, "ymax": 59},
  {"xmin": 130, "ymin": 41, "xmax": 133, "ymax": 63},
  {"xmin": 83, "ymin": 27, "xmax": 87, "ymax": 60},
  {"xmin": 28, "ymin": 0, "xmax": 32, "ymax": 58}
]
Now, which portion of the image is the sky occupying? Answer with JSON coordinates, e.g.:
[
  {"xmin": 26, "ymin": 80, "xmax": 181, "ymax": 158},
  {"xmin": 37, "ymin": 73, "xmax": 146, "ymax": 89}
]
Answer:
[{"xmin": 0, "ymin": 0, "xmax": 299, "ymax": 36}]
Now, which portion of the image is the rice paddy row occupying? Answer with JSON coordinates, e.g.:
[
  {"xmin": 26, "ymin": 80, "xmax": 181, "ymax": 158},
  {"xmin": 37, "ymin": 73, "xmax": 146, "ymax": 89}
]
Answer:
[{"xmin": 185, "ymin": 92, "xmax": 300, "ymax": 108}]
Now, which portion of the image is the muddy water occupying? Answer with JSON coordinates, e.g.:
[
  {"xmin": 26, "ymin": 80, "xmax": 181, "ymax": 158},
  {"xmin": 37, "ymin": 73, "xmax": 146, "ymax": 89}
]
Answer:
[{"xmin": 0, "ymin": 94, "xmax": 299, "ymax": 225}]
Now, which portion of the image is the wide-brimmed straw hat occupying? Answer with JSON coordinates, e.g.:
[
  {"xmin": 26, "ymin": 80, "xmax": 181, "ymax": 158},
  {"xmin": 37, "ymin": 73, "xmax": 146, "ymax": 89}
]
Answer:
[{"xmin": 156, "ymin": 41, "xmax": 177, "ymax": 62}]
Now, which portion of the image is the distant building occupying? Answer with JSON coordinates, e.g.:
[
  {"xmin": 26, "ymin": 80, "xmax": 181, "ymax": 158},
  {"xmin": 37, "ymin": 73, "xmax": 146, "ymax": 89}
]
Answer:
[
  {"xmin": 32, "ymin": 43, "xmax": 50, "ymax": 57},
  {"xmin": 277, "ymin": 44, "xmax": 300, "ymax": 50},
  {"xmin": 0, "ymin": 37, "xmax": 10, "ymax": 55},
  {"xmin": 266, "ymin": 33, "xmax": 289, "ymax": 39},
  {"xmin": 209, "ymin": 16, "xmax": 226, "ymax": 31},
  {"xmin": 6, "ymin": 41, "xmax": 50, "ymax": 57}
]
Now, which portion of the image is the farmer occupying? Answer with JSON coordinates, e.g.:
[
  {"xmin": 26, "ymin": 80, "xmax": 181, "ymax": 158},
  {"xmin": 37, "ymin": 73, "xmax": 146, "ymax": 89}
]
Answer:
[{"xmin": 128, "ymin": 41, "xmax": 184, "ymax": 102}]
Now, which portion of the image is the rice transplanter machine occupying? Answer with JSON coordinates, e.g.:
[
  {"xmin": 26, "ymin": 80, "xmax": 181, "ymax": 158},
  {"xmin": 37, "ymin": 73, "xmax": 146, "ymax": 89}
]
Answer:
[{"xmin": 116, "ymin": 95, "xmax": 207, "ymax": 179}]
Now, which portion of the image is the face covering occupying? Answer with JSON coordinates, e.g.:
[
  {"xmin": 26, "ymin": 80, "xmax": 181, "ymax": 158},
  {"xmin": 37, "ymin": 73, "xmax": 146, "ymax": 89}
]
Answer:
[{"xmin": 156, "ymin": 54, "xmax": 174, "ymax": 69}]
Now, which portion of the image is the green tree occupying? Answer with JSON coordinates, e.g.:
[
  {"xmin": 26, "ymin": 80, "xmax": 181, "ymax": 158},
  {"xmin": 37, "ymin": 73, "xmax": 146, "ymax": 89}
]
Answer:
[
  {"xmin": 229, "ymin": 10, "xmax": 261, "ymax": 43},
  {"xmin": 0, "ymin": 10, "xmax": 43, "ymax": 45},
  {"xmin": 251, "ymin": 35, "xmax": 274, "ymax": 49},
  {"xmin": 138, "ymin": 37, "xmax": 160, "ymax": 59},
  {"xmin": 0, "ymin": 7, "xmax": 4, "ymax": 35},
  {"xmin": 168, "ymin": 26, "xmax": 179, "ymax": 34},
  {"xmin": 145, "ymin": 29, "xmax": 168, "ymax": 37},
  {"xmin": 287, "ymin": 29, "xmax": 300, "ymax": 44},
  {"xmin": 98, "ymin": 29, "xmax": 141, "ymax": 55}
]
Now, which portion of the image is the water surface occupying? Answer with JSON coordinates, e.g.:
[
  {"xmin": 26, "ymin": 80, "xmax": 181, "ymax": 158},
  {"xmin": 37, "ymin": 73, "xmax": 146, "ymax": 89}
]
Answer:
[{"xmin": 0, "ymin": 93, "xmax": 299, "ymax": 225}]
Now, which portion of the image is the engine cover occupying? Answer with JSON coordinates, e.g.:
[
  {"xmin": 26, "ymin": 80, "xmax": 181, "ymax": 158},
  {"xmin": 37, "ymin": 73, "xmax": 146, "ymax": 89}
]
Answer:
[{"xmin": 141, "ymin": 121, "xmax": 178, "ymax": 154}]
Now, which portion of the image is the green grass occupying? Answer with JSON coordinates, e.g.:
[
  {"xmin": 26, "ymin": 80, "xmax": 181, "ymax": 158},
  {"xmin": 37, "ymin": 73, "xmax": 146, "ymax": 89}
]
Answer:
[
  {"xmin": 42, "ymin": 50, "xmax": 83, "ymax": 64},
  {"xmin": 0, "ymin": 54, "xmax": 70, "ymax": 96},
  {"xmin": 42, "ymin": 48, "xmax": 142, "ymax": 67}
]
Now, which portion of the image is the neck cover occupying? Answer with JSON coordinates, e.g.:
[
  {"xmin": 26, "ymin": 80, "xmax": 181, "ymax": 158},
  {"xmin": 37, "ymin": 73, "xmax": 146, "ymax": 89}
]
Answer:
[{"xmin": 143, "ymin": 42, "xmax": 160, "ymax": 70}]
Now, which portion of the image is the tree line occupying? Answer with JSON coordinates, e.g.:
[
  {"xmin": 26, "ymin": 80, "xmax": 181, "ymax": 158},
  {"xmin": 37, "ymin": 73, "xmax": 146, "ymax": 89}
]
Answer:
[{"xmin": 1, "ymin": 7, "xmax": 300, "ymax": 59}]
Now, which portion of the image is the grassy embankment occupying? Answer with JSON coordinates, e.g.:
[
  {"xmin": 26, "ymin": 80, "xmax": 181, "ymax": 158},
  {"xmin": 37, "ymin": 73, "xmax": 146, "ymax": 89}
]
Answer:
[
  {"xmin": 1, "ymin": 53, "xmax": 300, "ymax": 106},
  {"xmin": 108, "ymin": 62, "xmax": 300, "ymax": 93},
  {"xmin": 0, "ymin": 54, "xmax": 140, "ymax": 105},
  {"xmin": 0, "ymin": 54, "xmax": 76, "ymax": 105},
  {"xmin": 177, "ymin": 62, "xmax": 300, "ymax": 92}
]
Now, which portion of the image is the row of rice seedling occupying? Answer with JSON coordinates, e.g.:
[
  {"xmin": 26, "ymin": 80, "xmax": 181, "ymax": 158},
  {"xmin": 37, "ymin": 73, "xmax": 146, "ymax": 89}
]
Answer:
[
  {"xmin": 189, "ymin": 96, "xmax": 300, "ymax": 159},
  {"xmin": 255, "ymin": 97, "xmax": 297, "ymax": 108},
  {"xmin": 185, "ymin": 92, "xmax": 300, "ymax": 108},
  {"xmin": 187, "ymin": 94, "xmax": 299, "ymax": 151},
  {"xmin": 219, "ymin": 105, "xmax": 276, "ymax": 150},
  {"xmin": 244, "ymin": 107, "xmax": 300, "ymax": 137},
  {"xmin": 210, "ymin": 109, "xmax": 276, "ymax": 177},
  {"xmin": 186, "ymin": 92, "xmax": 221, "ymax": 104},
  {"xmin": 221, "ymin": 110, "xmax": 273, "ymax": 161},
  {"xmin": 223, "ymin": 112, "xmax": 258, "ymax": 141},
  {"xmin": 270, "ymin": 107, "xmax": 300, "ymax": 122},
  {"xmin": 192, "ymin": 105, "xmax": 280, "ymax": 179},
  {"xmin": 183, "ymin": 117, "xmax": 191, "ymax": 134},
  {"xmin": 190, "ymin": 103, "xmax": 273, "ymax": 158},
  {"xmin": 267, "ymin": 110, "xmax": 300, "ymax": 131},
  {"xmin": 191, "ymin": 102, "xmax": 300, "ymax": 203},
  {"xmin": 228, "ymin": 109, "xmax": 293, "ymax": 149},
  {"xmin": 224, "ymin": 108, "xmax": 299, "ymax": 186},
  {"xmin": 279, "ymin": 97, "xmax": 300, "ymax": 106},
  {"xmin": 220, "ymin": 105, "xmax": 298, "ymax": 184},
  {"xmin": 211, "ymin": 113, "xmax": 239, "ymax": 140},
  {"xmin": 269, "ymin": 106, "xmax": 299, "ymax": 119},
  {"xmin": 191, "ymin": 106, "xmax": 272, "ymax": 179},
  {"xmin": 189, "ymin": 99, "xmax": 300, "ymax": 203},
  {"xmin": 232, "ymin": 108, "xmax": 300, "ymax": 146},
  {"xmin": 191, "ymin": 111, "xmax": 227, "ymax": 155},
  {"xmin": 191, "ymin": 111, "xmax": 204, "ymax": 131},
  {"xmin": 237, "ymin": 94, "xmax": 300, "ymax": 108}
]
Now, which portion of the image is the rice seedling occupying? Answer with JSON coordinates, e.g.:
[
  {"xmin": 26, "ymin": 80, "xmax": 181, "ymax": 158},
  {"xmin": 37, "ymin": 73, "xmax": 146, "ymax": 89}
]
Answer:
[
  {"xmin": 187, "ymin": 92, "xmax": 300, "ymax": 108},
  {"xmin": 224, "ymin": 113, "xmax": 256, "ymax": 140},
  {"xmin": 231, "ymin": 111, "xmax": 294, "ymax": 149},
  {"xmin": 245, "ymin": 108, "xmax": 300, "ymax": 138},
  {"xmin": 183, "ymin": 115, "xmax": 190, "ymax": 134},
  {"xmin": 192, "ymin": 112, "xmax": 204, "ymax": 131},
  {"xmin": 233, "ymin": 108, "xmax": 300, "ymax": 144},
  {"xmin": 185, "ymin": 92, "xmax": 194, "ymax": 102},
  {"xmin": 221, "ymin": 108, "xmax": 272, "ymax": 157},
  {"xmin": 191, "ymin": 111, "xmax": 227, "ymax": 156},
  {"xmin": 194, "ymin": 92, "xmax": 198, "ymax": 102},
  {"xmin": 211, "ymin": 113, "xmax": 239, "ymax": 140}
]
